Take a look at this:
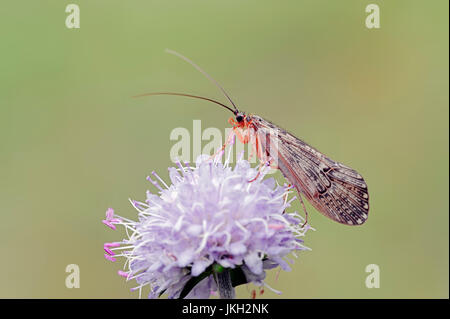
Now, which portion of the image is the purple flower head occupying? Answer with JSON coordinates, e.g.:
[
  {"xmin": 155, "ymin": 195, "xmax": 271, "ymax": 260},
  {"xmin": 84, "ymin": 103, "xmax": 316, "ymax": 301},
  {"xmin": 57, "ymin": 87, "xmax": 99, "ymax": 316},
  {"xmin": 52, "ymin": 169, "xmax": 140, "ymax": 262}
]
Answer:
[{"xmin": 103, "ymin": 153, "xmax": 313, "ymax": 298}]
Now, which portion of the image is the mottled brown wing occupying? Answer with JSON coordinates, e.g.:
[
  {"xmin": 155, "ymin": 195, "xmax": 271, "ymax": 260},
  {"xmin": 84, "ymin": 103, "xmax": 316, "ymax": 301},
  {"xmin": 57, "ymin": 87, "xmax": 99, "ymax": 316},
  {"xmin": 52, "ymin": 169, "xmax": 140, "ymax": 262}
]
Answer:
[{"xmin": 251, "ymin": 115, "xmax": 369, "ymax": 225}]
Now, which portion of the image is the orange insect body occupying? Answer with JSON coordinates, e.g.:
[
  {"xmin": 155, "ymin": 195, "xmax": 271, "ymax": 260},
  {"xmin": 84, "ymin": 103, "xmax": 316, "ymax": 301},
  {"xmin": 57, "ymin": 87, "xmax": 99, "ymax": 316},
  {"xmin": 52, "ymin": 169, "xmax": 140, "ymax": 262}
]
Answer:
[{"xmin": 228, "ymin": 116, "xmax": 267, "ymax": 165}]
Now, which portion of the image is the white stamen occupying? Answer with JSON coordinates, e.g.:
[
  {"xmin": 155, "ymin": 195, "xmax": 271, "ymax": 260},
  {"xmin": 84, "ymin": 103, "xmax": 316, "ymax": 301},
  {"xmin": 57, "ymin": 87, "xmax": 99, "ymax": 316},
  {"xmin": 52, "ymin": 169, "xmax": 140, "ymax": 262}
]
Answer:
[
  {"xmin": 262, "ymin": 281, "xmax": 282, "ymax": 295},
  {"xmin": 152, "ymin": 171, "xmax": 169, "ymax": 189}
]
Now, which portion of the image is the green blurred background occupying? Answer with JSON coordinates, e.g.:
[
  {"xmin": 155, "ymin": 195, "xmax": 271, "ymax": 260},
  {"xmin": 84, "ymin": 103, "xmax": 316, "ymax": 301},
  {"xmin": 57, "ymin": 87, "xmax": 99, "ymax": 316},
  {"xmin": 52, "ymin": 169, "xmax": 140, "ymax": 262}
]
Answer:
[{"xmin": 0, "ymin": 0, "xmax": 448, "ymax": 298}]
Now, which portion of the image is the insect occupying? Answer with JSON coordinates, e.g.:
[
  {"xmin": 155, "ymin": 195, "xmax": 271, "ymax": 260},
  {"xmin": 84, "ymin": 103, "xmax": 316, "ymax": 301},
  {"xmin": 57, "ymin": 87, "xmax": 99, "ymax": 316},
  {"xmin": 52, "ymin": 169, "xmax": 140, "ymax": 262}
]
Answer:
[{"xmin": 136, "ymin": 49, "xmax": 369, "ymax": 226}]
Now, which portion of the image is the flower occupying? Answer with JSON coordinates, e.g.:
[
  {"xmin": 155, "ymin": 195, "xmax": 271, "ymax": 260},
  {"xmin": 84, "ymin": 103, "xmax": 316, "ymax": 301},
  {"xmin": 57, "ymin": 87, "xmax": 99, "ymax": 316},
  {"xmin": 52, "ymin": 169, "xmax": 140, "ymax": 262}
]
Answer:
[{"xmin": 103, "ymin": 153, "xmax": 312, "ymax": 299}]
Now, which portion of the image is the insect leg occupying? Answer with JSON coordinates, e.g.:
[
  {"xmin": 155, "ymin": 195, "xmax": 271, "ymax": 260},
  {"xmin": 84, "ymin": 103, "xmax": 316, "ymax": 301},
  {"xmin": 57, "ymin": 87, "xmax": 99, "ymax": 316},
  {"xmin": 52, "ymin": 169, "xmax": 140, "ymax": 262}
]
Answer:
[
  {"xmin": 263, "ymin": 160, "xmax": 277, "ymax": 172},
  {"xmin": 298, "ymin": 193, "xmax": 309, "ymax": 227},
  {"xmin": 209, "ymin": 128, "xmax": 235, "ymax": 160},
  {"xmin": 267, "ymin": 156, "xmax": 278, "ymax": 170},
  {"xmin": 228, "ymin": 117, "xmax": 237, "ymax": 126},
  {"xmin": 249, "ymin": 131, "xmax": 263, "ymax": 161},
  {"xmin": 248, "ymin": 161, "xmax": 264, "ymax": 182},
  {"xmin": 233, "ymin": 126, "xmax": 250, "ymax": 144},
  {"xmin": 254, "ymin": 132, "xmax": 264, "ymax": 160},
  {"xmin": 248, "ymin": 157, "xmax": 272, "ymax": 183}
]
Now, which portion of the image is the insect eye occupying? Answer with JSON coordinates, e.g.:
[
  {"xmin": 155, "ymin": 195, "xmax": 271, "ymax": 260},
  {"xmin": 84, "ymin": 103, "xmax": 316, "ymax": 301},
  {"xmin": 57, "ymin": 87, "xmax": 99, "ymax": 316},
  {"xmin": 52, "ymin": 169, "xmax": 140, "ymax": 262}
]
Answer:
[{"xmin": 236, "ymin": 115, "xmax": 244, "ymax": 122}]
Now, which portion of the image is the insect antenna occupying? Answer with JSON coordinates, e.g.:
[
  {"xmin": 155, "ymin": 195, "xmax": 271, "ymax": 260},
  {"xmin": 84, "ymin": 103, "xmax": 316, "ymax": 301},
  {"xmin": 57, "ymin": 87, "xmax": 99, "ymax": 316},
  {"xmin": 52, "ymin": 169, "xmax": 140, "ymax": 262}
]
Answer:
[
  {"xmin": 165, "ymin": 49, "xmax": 239, "ymax": 112},
  {"xmin": 133, "ymin": 92, "xmax": 236, "ymax": 114}
]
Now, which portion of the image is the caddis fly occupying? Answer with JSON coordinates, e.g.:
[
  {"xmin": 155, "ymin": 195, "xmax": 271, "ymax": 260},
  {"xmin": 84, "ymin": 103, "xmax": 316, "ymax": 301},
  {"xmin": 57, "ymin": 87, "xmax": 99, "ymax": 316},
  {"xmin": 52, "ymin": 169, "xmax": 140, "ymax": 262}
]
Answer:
[{"xmin": 135, "ymin": 50, "xmax": 370, "ymax": 226}]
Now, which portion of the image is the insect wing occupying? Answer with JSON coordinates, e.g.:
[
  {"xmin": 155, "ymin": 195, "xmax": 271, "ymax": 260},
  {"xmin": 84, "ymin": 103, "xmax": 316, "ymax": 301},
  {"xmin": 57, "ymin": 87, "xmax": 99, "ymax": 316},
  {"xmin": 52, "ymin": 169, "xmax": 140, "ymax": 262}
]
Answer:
[{"xmin": 251, "ymin": 115, "xmax": 369, "ymax": 225}]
